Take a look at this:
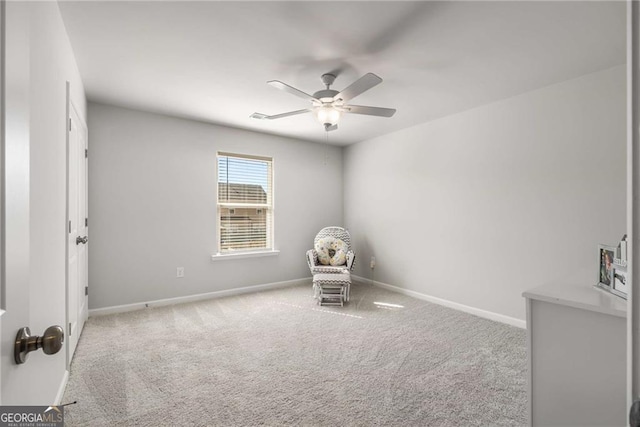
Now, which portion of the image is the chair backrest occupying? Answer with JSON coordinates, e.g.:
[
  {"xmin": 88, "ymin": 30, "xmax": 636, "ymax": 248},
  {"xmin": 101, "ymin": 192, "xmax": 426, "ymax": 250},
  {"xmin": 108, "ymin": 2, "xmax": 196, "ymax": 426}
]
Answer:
[{"xmin": 314, "ymin": 226, "xmax": 352, "ymax": 251}]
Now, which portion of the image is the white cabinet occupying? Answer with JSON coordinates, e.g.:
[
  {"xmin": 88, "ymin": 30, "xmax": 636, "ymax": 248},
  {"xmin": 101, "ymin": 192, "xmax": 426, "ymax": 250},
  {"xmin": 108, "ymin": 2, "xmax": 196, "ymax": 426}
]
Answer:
[{"xmin": 523, "ymin": 283, "xmax": 627, "ymax": 426}]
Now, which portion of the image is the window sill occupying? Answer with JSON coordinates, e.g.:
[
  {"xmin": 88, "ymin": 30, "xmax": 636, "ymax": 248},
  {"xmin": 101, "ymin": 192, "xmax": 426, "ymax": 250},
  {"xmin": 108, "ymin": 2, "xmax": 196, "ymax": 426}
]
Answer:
[{"xmin": 211, "ymin": 249, "xmax": 280, "ymax": 261}]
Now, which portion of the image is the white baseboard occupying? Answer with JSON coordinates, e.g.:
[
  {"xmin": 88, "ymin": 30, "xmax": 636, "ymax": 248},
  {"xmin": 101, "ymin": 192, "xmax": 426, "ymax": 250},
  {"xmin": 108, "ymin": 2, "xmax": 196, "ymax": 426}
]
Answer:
[
  {"xmin": 89, "ymin": 277, "xmax": 311, "ymax": 317},
  {"xmin": 352, "ymin": 275, "xmax": 526, "ymax": 329},
  {"xmin": 55, "ymin": 370, "xmax": 69, "ymax": 405}
]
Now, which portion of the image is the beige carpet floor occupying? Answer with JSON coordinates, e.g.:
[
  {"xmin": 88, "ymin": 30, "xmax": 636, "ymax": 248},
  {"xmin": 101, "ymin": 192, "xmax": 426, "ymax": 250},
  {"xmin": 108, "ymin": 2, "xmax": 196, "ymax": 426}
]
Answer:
[{"xmin": 63, "ymin": 282, "xmax": 527, "ymax": 426}]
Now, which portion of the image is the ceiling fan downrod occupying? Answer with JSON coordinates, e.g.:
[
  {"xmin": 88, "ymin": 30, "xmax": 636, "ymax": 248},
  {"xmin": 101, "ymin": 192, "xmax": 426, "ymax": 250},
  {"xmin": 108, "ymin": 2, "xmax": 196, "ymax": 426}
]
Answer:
[
  {"xmin": 321, "ymin": 73, "xmax": 336, "ymax": 89},
  {"xmin": 314, "ymin": 74, "xmax": 340, "ymax": 101}
]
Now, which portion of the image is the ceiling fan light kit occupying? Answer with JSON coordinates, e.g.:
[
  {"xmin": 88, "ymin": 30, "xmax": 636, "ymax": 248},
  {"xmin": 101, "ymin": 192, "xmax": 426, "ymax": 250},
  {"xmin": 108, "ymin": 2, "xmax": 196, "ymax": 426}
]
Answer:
[
  {"xmin": 315, "ymin": 105, "xmax": 341, "ymax": 126},
  {"xmin": 251, "ymin": 72, "xmax": 396, "ymax": 132}
]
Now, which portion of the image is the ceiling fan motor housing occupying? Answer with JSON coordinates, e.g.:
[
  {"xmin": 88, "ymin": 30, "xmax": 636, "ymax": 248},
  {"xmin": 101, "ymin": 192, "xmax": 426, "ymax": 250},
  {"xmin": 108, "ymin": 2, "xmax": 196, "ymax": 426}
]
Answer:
[
  {"xmin": 313, "ymin": 89, "xmax": 340, "ymax": 103},
  {"xmin": 316, "ymin": 73, "xmax": 340, "ymax": 102}
]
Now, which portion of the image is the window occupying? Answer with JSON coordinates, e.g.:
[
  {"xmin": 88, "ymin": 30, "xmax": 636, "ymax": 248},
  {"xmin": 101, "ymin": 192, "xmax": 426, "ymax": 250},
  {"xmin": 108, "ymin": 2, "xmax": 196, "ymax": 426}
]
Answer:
[{"xmin": 217, "ymin": 152, "xmax": 273, "ymax": 253}]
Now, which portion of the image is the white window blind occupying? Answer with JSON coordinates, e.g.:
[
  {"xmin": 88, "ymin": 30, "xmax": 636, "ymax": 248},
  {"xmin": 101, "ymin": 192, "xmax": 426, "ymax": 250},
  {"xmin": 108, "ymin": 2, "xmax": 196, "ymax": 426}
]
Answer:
[{"xmin": 217, "ymin": 152, "xmax": 273, "ymax": 253}]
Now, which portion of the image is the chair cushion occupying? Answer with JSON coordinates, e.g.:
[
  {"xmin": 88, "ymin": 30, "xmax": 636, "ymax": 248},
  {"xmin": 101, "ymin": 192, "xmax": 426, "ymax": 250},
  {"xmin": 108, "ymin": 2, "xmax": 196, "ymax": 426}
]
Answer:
[
  {"xmin": 313, "ymin": 272, "xmax": 351, "ymax": 286},
  {"xmin": 314, "ymin": 237, "xmax": 348, "ymax": 266},
  {"xmin": 311, "ymin": 265, "xmax": 349, "ymax": 274}
]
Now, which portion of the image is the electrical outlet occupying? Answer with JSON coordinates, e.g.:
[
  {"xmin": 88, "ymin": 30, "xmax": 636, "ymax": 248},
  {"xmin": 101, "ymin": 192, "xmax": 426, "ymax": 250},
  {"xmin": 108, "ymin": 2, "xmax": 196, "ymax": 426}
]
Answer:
[
  {"xmin": 177, "ymin": 267, "xmax": 185, "ymax": 278},
  {"xmin": 370, "ymin": 256, "xmax": 376, "ymax": 269}
]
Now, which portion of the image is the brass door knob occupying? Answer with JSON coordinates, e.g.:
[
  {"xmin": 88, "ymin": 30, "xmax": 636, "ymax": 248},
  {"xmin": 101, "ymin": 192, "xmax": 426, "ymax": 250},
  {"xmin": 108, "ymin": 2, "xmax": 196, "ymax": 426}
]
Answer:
[{"xmin": 14, "ymin": 325, "xmax": 64, "ymax": 364}]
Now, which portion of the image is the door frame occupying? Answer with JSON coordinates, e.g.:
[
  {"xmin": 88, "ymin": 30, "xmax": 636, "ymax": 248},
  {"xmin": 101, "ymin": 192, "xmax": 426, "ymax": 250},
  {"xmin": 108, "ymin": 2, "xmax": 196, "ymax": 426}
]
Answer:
[
  {"xmin": 628, "ymin": 0, "xmax": 640, "ymax": 415},
  {"xmin": 65, "ymin": 83, "xmax": 88, "ymax": 370}
]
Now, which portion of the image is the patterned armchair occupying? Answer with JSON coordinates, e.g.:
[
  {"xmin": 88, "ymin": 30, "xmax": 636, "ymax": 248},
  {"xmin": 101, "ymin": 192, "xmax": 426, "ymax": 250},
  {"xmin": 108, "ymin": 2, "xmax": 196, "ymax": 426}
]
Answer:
[{"xmin": 306, "ymin": 226, "xmax": 356, "ymax": 275}]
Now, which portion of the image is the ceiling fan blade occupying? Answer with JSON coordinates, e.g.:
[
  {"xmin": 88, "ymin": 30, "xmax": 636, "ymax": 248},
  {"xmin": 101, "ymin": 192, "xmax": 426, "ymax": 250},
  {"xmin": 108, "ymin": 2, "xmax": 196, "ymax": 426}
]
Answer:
[
  {"xmin": 250, "ymin": 109, "xmax": 311, "ymax": 120},
  {"xmin": 343, "ymin": 105, "xmax": 396, "ymax": 117},
  {"xmin": 267, "ymin": 80, "xmax": 321, "ymax": 103},
  {"xmin": 334, "ymin": 73, "xmax": 383, "ymax": 103}
]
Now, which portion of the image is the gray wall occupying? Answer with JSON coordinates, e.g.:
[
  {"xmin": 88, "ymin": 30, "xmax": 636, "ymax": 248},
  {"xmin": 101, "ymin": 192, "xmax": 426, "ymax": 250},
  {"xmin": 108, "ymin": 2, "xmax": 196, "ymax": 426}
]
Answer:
[
  {"xmin": 88, "ymin": 103, "xmax": 342, "ymax": 309},
  {"xmin": 344, "ymin": 66, "xmax": 626, "ymax": 321}
]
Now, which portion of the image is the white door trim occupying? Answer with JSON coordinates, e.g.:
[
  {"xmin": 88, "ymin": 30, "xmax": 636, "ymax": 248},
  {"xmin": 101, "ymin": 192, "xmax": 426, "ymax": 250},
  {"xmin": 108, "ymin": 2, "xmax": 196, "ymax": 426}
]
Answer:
[
  {"xmin": 65, "ymin": 83, "xmax": 89, "ymax": 370},
  {"xmin": 628, "ymin": 0, "xmax": 640, "ymax": 415},
  {"xmin": 64, "ymin": 81, "xmax": 71, "ymax": 370}
]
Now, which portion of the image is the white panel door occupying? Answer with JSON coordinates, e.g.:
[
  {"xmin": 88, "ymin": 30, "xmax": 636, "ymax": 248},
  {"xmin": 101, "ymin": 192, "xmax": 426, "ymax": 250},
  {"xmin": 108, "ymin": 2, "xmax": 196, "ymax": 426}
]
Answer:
[
  {"xmin": 66, "ymin": 100, "xmax": 88, "ymax": 366},
  {"xmin": 1, "ymin": 0, "xmax": 33, "ymax": 404},
  {"xmin": 0, "ymin": 0, "xmax": 62, "ymax": 405}
]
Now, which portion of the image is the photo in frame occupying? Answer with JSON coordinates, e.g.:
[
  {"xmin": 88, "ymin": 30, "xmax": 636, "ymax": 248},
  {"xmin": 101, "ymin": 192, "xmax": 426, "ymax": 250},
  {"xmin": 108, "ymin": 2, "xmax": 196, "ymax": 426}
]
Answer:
[
  {"xmin": 612, "ymin": 268, "xmax": 628, "ymax": 299},
  {"xmin": 597, "ymin": 244, "xmax": 616, "ymax": 289}
]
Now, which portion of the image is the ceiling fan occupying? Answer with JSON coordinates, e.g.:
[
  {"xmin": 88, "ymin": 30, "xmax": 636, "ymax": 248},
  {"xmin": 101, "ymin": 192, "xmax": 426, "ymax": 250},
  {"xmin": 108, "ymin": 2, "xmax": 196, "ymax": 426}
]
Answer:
[{"xmin": 250, "ymin": 73, "xmax": 396, "ymax": 132}]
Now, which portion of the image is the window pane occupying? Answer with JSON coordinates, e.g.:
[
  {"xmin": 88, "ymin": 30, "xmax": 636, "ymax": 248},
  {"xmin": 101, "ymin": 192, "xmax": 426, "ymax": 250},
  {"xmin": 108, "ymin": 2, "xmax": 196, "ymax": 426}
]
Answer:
[
  {"xmin": 218, "ymin": 156, "xmax": 270, "ymax": 204},
  {"xmin": 217, "ymin": 153, "xmax": 273, "ymax": 252},
  {"xmin": 219, "ymin": 207, "xmax": 267, "ymax": 251}
]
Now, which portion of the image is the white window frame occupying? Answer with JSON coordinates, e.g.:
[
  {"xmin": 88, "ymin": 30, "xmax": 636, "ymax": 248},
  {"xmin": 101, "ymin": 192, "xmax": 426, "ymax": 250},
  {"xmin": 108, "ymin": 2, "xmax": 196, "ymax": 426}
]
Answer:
[{"xmin": 214, "ymin": 152, "xmax": 276, "ymax": 258}]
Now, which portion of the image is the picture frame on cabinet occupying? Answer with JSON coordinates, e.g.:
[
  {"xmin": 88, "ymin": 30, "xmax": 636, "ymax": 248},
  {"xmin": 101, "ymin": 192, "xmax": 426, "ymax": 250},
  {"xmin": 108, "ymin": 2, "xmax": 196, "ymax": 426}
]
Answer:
[{"xmin": 597, "ymin": 244, "xmax": 616, "ymax": 289}]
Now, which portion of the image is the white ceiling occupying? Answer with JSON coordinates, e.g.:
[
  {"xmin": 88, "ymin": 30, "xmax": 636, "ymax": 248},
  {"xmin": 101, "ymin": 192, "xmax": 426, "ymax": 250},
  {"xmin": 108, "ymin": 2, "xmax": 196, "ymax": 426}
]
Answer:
[{"xmin": 58, "ymin": 1, "xmax": 626, "ymax": 146}]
